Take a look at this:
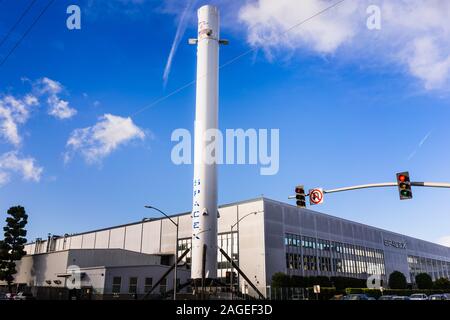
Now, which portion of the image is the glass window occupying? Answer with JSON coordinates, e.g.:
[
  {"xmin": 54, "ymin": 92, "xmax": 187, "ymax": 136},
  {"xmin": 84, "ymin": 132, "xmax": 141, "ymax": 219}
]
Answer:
[
  {"xmin": 129, "ymin": 277, "xmax": 138, "ymax": 294},
  {"xmin": 144, "ymin": 278, "xmax": 153, "ymax": 293},
  {"xmin": 112, "ymin": 276, "xmax": 121, "ymax": 294},
  {"xmin": 160, "ymin": 278, "xmax": 167, "ymax": 294}
]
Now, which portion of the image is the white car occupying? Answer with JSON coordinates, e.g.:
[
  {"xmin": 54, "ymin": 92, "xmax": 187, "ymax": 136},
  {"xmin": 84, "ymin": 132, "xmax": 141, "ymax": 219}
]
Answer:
[
  {"xmin": 409, "ymin": 293, "xmax": 428, "ymax": 300},
  {"xmin": 13, "ymin": 292, "xmax": 35, "ymax": 300},
  {"xmin": 429, "ymin": 294, "xmax": 447, "ymax": 300}
]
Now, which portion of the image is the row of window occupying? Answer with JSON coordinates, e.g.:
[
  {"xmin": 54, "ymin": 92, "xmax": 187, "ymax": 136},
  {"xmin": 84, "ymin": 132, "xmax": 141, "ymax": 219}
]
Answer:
[
  {"xmin": 111, "ymin": 277, "xmax": 164, "ymax": 294},
  {"xmin": 286, "ymin": 252, "xmax": 385, "ymax": 275},
  {"xmin": 177, "ymin": 233, "xmax": 238, "ymax": 279},
  {"xmin": 284, "ymin": 233, "xmax": 386, "ymax": 276},
  {"xmin": 285, "ymin": 233, "xmax": 384, "ymax": 260},
  {"xmin": 408, "ymin": 255, "xmax": 450, "ymax": 281}
]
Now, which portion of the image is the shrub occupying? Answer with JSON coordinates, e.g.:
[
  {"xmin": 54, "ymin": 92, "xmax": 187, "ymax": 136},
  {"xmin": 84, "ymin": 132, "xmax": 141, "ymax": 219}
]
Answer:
[
  {"xmin": 415, "ymin": 273, "xmax": 433, "ymax": 289},
  {"xmin": 388, "ymin": 271, "xmax": 407, "ymax": 289},
  {"xmin": 434, "ymin": 277, "xmax": 450, "ymax": 290},
  {"xmin": 271, "ymin": 272, "xmax": 290, "ymax": 288}
]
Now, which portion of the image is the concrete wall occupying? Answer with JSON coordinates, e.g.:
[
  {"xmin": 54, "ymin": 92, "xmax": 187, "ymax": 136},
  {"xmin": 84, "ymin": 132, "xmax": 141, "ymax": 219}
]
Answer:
[
  {"xmin": 14, "ymin": 251, "xmax": 70, "ymax": 287},
  {"xmin": 68, "ymin": 249, "xmax": 161, "ymax": 268}
]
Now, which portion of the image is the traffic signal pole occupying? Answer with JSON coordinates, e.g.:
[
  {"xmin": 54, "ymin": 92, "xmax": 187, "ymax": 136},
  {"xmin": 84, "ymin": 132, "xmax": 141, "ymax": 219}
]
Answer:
[
  {"xmin": 289, "ymin": 182, "xmax": 450, "ymax": 198},
  {"xmin": 323, "ymin": 181, "xmax": 450, "ymax": 195}
]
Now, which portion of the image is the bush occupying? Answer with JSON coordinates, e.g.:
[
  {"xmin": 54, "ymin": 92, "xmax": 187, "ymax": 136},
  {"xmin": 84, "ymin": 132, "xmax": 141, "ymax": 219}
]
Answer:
[
  {"xmin": 415, "ymin": 273, "xmax": 433, "ymax": 289},
  {"xmin": 434, "ymin": 277, "xmax": 450, "ymax": 290},
  {"xmin": 345, "ymin": 288, "xmax": 450, "ymax": 298},
  {"xmin": 271, "ymin": 272, "xmax": 290, "ymax": 288},
  {"xmin": 331, "ymin": 276, "xmax": 366, "ymax": 290},
  {"xmin": 345, "ymin": 288, "xmax": 382, "ymax": 299},
  {"xmin": 388, "ymin": 271, "xmax": 407, "ymax": 289}
]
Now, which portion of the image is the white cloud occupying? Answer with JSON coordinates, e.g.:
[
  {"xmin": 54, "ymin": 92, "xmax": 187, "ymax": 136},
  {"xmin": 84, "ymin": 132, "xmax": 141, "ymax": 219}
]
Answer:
[
  {"xmin": 437, "ymin": 235, "xmax": 450, "ymax": 247},
  {"xmin": 65, "ymin": 113, "xmax": 145, "ymax": 163},
  {"xmin": 37, "ymin": 77, "xmax": 63, "ymax": 95},
  {"xmin": 47, "ymin": 96, "xmax": 77, "ymax": 119},
  {"xmin": 239, "ymin": 0, "xmax": 358, "ymax": 54},
  {"xmin": 404, "ymin": 37, "xmax": 450, "ymax": 90},
  {"xmin": 0, "ymin": 94, "xmax": 39, "ymax": 146},
  {"xmin": 0, "ymin": 151, "xmax": 43, "ymax": 186},
  {"xmin": 35, "ymin": 77, "xmax": 77, "ymax": 119},
  {"xmin": 238, "ymin": 0, "xmax": 450, "ymax": 90}
]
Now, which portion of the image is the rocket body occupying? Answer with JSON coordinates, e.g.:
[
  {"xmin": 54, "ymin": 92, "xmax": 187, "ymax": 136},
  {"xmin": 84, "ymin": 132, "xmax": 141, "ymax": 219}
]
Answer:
[{"xmin": 191, "ymin": 5, "xmax": 219, "ymax": 280}]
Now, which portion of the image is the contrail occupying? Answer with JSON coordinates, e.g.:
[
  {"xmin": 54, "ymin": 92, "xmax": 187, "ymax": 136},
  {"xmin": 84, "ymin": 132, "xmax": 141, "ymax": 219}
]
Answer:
[
  {"xmin": 163, "ymin": 0, "xmax": 197, "ymax": 88},
  {"xmin": 407, "ymin": 130, "xmax": 432, "ymax": 161}
]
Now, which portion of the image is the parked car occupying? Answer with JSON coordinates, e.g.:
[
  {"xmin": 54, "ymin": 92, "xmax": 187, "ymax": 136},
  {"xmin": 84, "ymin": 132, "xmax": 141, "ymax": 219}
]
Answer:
[
  {"xmin": 378, "ymin": 295, "xmax": 396, "ymax": 300},
  {"xmin": 330, "ymin": 294, "xmax": 345, "ymax": 300},
  {"xmin": 4, "ymin": 293, "xmax": 15, "ymax": 300},
  {"xmin": 343, "ymin": 294, "xmax": 370, "ymax": 300},
  {"xmin": 392, "ymin": 296, "xmax": 410, "ymax": 300},
  {"xmin": 410, "ymin": 293, "xmax": 428, "ymax": 300},
  {"xmin": 0, "ymin": 293, "xmax": 8, "ymax": 301},
  {"xmin": 429, "ymin": 294, "xmax": 447, "ymax": 300},
  {"xmin": 443, "ymin": 293, "xmax": 450, "ymax": 300},
  {"xmin": 13, "ymin": 292, "xmax": 35, "ymax": 300}
]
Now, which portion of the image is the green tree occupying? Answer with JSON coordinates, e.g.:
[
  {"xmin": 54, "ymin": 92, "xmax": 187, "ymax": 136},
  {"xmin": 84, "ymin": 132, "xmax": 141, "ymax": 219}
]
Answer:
[
  {"xmin": 415, "ymin": 273, "xmax": 433, "ymax": 289},
  {"xmin": 271, "ymin": 272, "xmax": 290, "ymax": 288},
  {"xmin": 434, "ymin": 277, "xmax": 450, "ymax": 290},
  {"xmin": 0, "ymin": 206, "xmax": 28, "ymax": 293},
  {"xmin": 388, "ymin": 271, "xmax": 407, "ymax": 289}
]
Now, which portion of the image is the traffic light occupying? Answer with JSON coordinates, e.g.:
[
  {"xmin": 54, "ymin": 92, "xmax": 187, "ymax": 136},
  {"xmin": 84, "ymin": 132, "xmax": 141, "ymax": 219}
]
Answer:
[
  {"xmin": 396, "ymin": 172, "xmax": 412, "ymax": 200},
  {"xmin": 295, "ymin": 185, "xmax": 306, "ymax": 208}
]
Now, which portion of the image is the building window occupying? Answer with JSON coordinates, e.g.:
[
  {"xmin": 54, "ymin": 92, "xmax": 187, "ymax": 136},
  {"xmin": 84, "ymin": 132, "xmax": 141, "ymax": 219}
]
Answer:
[
  {"xmin": 112, "ymin": 277, "xmax": 121, "ymax": 294},
  {"xmin": 144, "ymin": 277, "xmax": 153, "ymax": 293},
  {"xmin": 129, "ymin": 277, "xmax": 138, "ymax": 294},
  {"xmin": 160, "ymin": 278, "xmax": 167, "ymax": 294}
]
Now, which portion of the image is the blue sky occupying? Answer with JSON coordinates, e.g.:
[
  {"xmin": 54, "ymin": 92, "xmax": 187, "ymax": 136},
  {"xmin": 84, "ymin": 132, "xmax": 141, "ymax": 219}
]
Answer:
[{"xmin": 1, "ymin": 0, "xmax": 450, "ymax": 246}]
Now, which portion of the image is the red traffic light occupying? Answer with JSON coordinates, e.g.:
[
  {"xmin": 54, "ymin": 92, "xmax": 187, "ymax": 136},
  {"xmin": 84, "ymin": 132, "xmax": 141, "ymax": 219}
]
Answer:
[
  {"xmin": 396, "ymin": 172, "xmax": 412, "ymax": 200},
  {"xmin": 295, "ymin": 187, "xmax": 304, "ymax": 194}
]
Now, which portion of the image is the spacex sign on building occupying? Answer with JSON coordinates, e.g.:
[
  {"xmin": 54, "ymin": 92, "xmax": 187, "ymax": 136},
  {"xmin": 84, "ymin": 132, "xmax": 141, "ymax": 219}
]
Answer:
[{"xmin": 384, "ymin": 239, "xmax": 407, "ymax": 249}]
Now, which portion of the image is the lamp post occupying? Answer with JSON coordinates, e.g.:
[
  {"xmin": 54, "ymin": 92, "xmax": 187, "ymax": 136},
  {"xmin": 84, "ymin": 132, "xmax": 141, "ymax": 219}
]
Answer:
[
  {"xmin": 144, "ymin": 205, "xmax": 179, "ymax": 300},
  {"xmin": 230, "ymin": 210, "xmax": 262, "ymax": 299}
]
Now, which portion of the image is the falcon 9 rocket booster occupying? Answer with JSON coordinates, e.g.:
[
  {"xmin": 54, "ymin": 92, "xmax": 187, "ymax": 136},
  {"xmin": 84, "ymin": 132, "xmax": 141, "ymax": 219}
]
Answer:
[{"xmin": 191, "ymin": 5, "xmax": 221, "ymax": 280}]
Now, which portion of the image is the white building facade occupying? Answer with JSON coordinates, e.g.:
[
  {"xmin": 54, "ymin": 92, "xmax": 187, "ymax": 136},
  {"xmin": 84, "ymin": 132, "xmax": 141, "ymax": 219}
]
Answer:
[{"xmin": 21, "ymin": 198, "xmax": 450, "ymax": 297}]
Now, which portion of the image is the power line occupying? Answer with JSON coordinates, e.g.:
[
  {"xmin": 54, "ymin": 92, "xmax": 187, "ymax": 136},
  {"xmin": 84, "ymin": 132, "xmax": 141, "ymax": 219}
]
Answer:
[
  {"xmin": 0, "ymin": 0, "xmax": 38, "ymax": 49},
  {"xmin": 0, "ymin": 0, "xmax": 55, "ymax": 68},
  {"xmin": 130, "ymin": 0, "xmax": 346, "ymax": 118}
]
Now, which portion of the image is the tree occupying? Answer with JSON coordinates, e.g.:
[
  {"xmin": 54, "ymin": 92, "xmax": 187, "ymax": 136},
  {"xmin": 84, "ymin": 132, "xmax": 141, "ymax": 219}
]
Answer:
[
  {"xmin": 271, "ymin": 272, "xmax": 290, "ymax": 288},
  {"xmin": 434, "ymin": 277, "xmax": 450, "ymax": 290},
  {"xmin": 415, "ymin": 273, "xmax": 433, "ymax": 289},
  {"xmin": 0, "ymin": 206, "xmax": 28, "ymax": 293},
  {"xmin": 388, "ymin": 271, "xmax": 407, "ymax": 289}
]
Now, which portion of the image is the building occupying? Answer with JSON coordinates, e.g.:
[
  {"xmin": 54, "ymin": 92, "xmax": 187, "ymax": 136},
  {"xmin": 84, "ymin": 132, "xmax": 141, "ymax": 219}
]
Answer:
[
  {"xmin": 10, "ymin": 248, "xmax": 190, "ymax": 299},
  {"xmin": 13, "ymin": 197, "xmax": 450, "ymax": 297}
]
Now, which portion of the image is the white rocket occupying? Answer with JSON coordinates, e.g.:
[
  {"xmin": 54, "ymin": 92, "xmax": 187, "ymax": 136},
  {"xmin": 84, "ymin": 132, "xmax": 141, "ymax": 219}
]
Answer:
[{"xmin": 190, "ymin": 5, "xmax": 222, "ymax": 280}]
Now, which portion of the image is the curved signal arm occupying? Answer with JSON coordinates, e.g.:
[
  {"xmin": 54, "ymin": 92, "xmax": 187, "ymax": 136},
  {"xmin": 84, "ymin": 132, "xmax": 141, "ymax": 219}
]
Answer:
[{"xmin": 288, "ymin": 181, "xmax": 450, "ymax": 199}]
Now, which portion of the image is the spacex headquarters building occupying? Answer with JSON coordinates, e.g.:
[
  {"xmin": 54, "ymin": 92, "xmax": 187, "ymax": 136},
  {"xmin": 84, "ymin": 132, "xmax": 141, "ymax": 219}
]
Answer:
[{"xmin": 13, "ymin": 197, "xmax": 450, "ymax": 298}]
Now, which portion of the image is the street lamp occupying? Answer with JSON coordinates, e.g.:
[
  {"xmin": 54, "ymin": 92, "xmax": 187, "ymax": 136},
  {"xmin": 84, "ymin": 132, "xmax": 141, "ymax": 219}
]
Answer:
[
  {"xmin": 144, "ymin": 205, "xmax": 179, "ymax": 300},
  {"xmin": 230, "ymin": 210, "xmax": 262, "ymax": 299}
]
